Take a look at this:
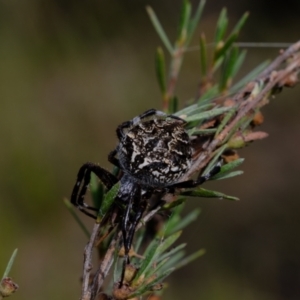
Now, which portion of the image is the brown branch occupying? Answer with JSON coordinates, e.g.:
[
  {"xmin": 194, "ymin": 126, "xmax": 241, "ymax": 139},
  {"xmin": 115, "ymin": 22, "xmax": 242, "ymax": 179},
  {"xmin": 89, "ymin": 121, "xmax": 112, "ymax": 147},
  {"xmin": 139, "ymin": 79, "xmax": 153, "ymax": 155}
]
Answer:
[
  {"xmin": 81, "ymin": 201, "xmax": 165, "ymax": 300},
  {"xmin": 258, "ymin": 40, "xmax": 300, "ymax": 78},
  {"xmin": 184, "ymin": 42, "xmax": 300, "ymax": 179},
  {"xmin": 81, "ymin": 222, "xmax": 101, "ymax": 300},
  {"xmin": 91, "ymin": 231, "xmax": 121, "ymax": 300}
]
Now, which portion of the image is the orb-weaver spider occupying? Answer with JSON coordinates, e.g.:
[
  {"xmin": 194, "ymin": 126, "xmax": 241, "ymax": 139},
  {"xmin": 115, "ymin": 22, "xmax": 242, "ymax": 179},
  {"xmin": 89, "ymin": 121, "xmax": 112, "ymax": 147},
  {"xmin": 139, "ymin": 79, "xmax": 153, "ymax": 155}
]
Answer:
[{"xmin": 71, "ymin": 109, "xmax": 220, "ymax": 284}]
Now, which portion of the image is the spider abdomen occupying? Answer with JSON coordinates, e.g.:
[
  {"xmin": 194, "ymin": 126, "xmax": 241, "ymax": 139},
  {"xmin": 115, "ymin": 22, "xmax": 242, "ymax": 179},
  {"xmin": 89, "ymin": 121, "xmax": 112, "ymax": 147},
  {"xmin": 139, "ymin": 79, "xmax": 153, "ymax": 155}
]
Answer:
[{"xmin": 118, "ymin": 118, "xmax": 192, "ymax": 187}]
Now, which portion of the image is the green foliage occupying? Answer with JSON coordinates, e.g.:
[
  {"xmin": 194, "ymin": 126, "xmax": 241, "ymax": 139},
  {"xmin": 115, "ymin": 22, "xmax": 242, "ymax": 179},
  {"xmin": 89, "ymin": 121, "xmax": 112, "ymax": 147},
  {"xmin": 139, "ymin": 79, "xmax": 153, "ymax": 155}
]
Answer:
[
  {"xmin": 90, "ymin": 172, "xmax": 104, "ymax": 209},
  {"xmin": 155, "ymin": 47, "xmax": 167, "ymax": 96},
  {"xmin": 184, "ymin": 107, "xmax": 232, "ymax": 123},
  {"xmin": 181, "ymin": 188, "xmax": 239, "ymax": 201},
  {"xmin": 97, "ymin": 182, "xmax": 120, "ymax": 221},
  {"xmin": 146, "ymin": 6, "xmax": 173, "ymax": 54},
  {"xmin": 212, "ymin": 158, "xmax": 244, "ymax": 180},
  {"xmin": 1, "ymin": 249, "xmax": 18, "ymax": 281},
  {"xmin": 199, "ymin": 34, "xmax": 207, "ymax": 77},
  {"xmin": 63, "ymin": 199, "xmax": 90, "ymax": 238},
  {"xmin": 65, "ymin": 1, "xmax": 300, "ymax": 299},
  {"xmin": 127, "ymin": 203, "xmax": 205, "ymax": 299}
]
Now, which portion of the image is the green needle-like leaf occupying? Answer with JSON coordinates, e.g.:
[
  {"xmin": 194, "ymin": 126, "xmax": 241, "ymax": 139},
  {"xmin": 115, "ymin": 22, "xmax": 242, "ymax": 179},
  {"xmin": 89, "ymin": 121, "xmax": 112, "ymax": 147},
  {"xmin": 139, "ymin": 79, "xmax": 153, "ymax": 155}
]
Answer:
[
  {"xmin": 145, "ymin": 257, "xmax": 170, "ymax": 279},
  {"xmin": 213, "ymin": 170, "xmax": 244, "ymax": 180},
  {"xmin": 156, "ymin": 231, "xmax": 182, "ymax": 256},
  {"xmin": 90, "ymin": 172, "xmax": 104, "ymax": 209},
  {"xmin": 157, "ymin": 243, "xmax": 187, "ymax": 264},
  {"xmin": 146, "ymin": 6, "xmax": 173, "ymax": 54},
  {"xmin": 162, "ymin": 197, "xmax": 186, "ymax": 210},
  {"xmin": 160, "ymin": 251, "xmax": 186, "ymax": 272},
  {"xmin": 231, "ymin": 11, "xmax": 249, "ymax": 36},
  {"xmin": 175, "ymin": 104, "xmax": 198, "ymax": 117},
  {"xmin": 186, "ymin": 0, "xmax": 206, "ymax": 45},
  {"xmin": 174, "ymin": 248, "xmax": 206, "ymax": 270},
  {"xmin": 215, "ymin": 158, "xmax": 244, "ymax": 175},
  {"xmin": 214, "ymin": 8, "xmax": 228, "ymax": 45},
  {"xmin": 169, "ymin": 96, "xmax": 178, "ymax": 114},
  {"xmin": 130, "ymin": 268, "xmax": 174, "ymax": 298},
  {"xmin": 155, "ymin": 47, "xmax": 167, "ymax": 95},
  {"xmin": 2, "ymin": 249, "xmax": 18, "ymax": 280},
  {"xmin": 166, "ymin": 209, "xmax": 201, "ymax": 236},
  {"xmin": 181, "ymin": 187, "xmax": 239, "ymax": 201},
  {"xmin": 113, "ymin": 244, "xmax": 121, "ymax": 283},
  {"xmin": 133, "ymin": 228, "xmax": 146, "ymax": 256},
  {"xmin": 97, "ymin": 182, "xmax": 120, "ymax": 220},
  {"xmin": 231, "ymin": 49, "xmax": 247, "ymax": 78},
  {"xmin": 203, "ymin": 143, "xmax": 228, "ymax": 176},
  {"xmin": 185, "ymin": 107, "xmax": 231, "ymax": 123},
  {"xmin": 184, "ymin": 103, "xmax": 214, "ymax": 117},
  {"xmin": 230, "ymin": 60, "xmax": 270, "ymax": 93},
  {"xmin": 177, "ymin": 0, "xmax": 192, "ymax": 45},
  {"xmin": 199, "ymin": 33, "xmax": 207, "ymax": 77},
  {"xmin": 188, "ymin": 128, "xmax": 217, "ymax": 136},
  {"xmin": 219, "ymin": 46, "xmax": 239, "ymax": 92},
  {"xmin": 215, "ymin": 107, "xmax": 237, "ymax": 136},
  {"xmin": 63, "ymin": 198, "xmax": 90, "ymax": 238},
  {"xmin": 223, "ymin": 116, "xmax": 249, "ymax": 144},
  {"xmin": 198, "ymin": 85, "xmax": 219, "ymax": 103},
  {"xmin": 214, "ymin": 33, "xmax": 238, "ymax": 62},
  {"xmin": 133, "ymin": 239, "xmax": 160, "ymax": 283},
  {"xmin": 160, "ymin": 203, "xmax": 185, "ymax": 236},
  {"xmin": 214, "ymin": 11, "xmax": 248, "ymax": 64}
]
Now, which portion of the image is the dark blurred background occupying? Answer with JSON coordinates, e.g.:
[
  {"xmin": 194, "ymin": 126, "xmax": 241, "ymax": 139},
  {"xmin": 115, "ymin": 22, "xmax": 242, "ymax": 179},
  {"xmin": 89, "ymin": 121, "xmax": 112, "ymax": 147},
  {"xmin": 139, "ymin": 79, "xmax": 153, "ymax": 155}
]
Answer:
[{"xmin": 0, "ymin": 0, "xmax": 300, "ymax": 299}]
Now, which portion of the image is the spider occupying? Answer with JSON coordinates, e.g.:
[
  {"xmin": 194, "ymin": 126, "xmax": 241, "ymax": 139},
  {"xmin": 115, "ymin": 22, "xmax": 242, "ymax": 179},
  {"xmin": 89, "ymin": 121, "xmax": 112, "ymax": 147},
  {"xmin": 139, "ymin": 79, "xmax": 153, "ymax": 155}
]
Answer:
[{"xmin": 71, "ymin": 108, "xmax": 220, "ymax": 284}]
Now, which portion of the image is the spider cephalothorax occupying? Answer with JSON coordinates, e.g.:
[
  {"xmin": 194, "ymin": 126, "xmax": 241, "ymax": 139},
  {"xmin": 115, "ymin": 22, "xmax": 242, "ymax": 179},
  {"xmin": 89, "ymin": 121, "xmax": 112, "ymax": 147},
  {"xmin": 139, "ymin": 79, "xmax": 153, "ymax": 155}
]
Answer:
[{"xmin": 71, "ymin": 108, "xmax": 220, "ymax": 285}]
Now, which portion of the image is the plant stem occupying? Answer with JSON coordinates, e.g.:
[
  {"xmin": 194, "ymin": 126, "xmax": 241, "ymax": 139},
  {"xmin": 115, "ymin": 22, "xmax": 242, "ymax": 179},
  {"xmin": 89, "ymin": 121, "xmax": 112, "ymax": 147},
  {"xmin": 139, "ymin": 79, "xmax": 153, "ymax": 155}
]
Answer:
[
  {"xmin": 81, "ymin": 222, "xmax": 101, "ymax": 300},
  {"xmin": 185, "ymin": 41, "xmax": 300, "ymax": 179}
]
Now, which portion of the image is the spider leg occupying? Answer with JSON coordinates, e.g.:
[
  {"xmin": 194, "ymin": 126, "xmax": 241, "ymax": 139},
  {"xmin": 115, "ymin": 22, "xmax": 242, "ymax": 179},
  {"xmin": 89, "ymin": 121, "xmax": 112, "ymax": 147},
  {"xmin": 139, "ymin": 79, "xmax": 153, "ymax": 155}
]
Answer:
[
  {"xmin": 168, "ymin": 162, "xmax": 221, "ymax": 189},
  {"xmin": 119, "ymin": 195, "xmax": 134, "ymax": 286},
  {"xmin": 116, "ymin": 109, "xmax": 167, "ymax": 139},
  {"xmin": 167, "ymin": 114, "xmax": 187, "ymax": 124},
  {"xmin": 120, "ymin": 200, "xmax": 147, "ymax": 286},
  {"xmin": 71, "ymin": 162, "xmax": 118, "ymax": 218},
  {"xmin": 119, "ymin": 184, "xmax": 143, "ymax": 286},
  {"xmin": 108, "ymin": 148, "xmax": 121, "ymax": 168},
  {"xmin": 127, "ymin": 199, "xmax": 147, "ymax": 254},
  {"xmin": 132, "ymin": 108, "xmax": 166, "ymax": 125},
  {"xmin": 120, "ymin": 196, "xmax": 134, "ymax": 262}
]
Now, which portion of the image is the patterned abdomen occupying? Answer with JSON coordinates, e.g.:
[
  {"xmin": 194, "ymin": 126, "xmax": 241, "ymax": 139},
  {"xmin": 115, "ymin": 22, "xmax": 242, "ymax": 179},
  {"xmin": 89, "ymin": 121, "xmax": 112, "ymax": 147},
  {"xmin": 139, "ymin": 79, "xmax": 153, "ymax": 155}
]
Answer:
[{"xmin": 118, "ymin": 118, "xmax": 192, "ymax": 187}]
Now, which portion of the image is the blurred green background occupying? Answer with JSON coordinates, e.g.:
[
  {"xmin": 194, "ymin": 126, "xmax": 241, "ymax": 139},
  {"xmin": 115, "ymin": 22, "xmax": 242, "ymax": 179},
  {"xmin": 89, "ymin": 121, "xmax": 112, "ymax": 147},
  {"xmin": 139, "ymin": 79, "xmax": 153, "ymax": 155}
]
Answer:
[{"xmin": 0, "ymin": 0, "xmax": 300, "ymax": 299}]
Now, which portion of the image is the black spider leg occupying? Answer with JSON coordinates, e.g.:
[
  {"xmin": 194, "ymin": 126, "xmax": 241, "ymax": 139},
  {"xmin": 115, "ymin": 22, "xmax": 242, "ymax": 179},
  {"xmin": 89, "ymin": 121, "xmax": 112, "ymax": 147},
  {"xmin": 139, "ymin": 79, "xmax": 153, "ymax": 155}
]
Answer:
[
  {"xmin": 127, "ymin": 199, "xmax": 147, "ymax": 253},
  {"xmin": 117, "ymin": 183, "xmax": 143, "ymax": 285},
  {"xmin": 108, "ymin": 148, "xmax": 120, "ymax": 168},
  {"xmin": 71, "ymin": 162, "xmax": 118, "ymax": 218},
  {"xmin": 120, "ymin": 198, "xmax": 147, "ymax": 286},
  {"xmin": 116, "ymin": 109, "xmax": 167, "ymax": 139},
  {"xmin": 119, "ymin": 194, "xmax": 133, "ymax": 286},
  {"xmin": 166, "ymin": 114, "xmax": 187, "ymax": 123},
  {"xmin": 168, "ymin": 162, "xmax": 222, "ymax": 189}
]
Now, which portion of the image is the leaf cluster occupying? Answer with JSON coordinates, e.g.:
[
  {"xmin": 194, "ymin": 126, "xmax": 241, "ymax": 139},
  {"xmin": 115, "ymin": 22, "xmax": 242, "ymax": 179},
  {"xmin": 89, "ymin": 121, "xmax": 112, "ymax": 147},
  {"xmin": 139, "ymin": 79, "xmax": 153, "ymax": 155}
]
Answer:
[{"xmin": 65, "ymin": 1, "xmax": 300, "ymax": 300}]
